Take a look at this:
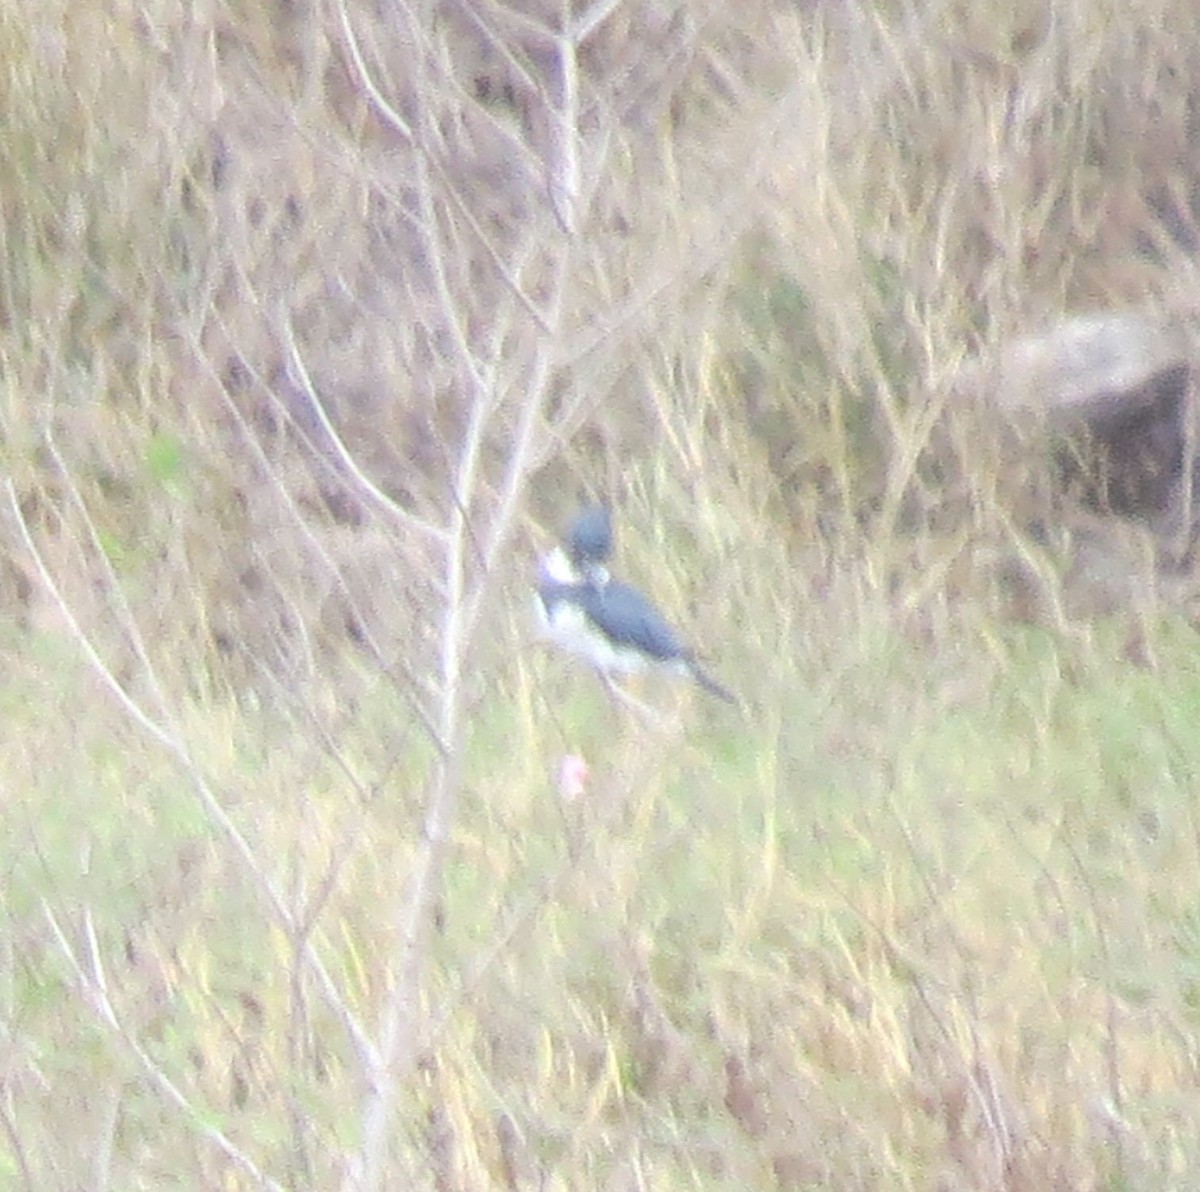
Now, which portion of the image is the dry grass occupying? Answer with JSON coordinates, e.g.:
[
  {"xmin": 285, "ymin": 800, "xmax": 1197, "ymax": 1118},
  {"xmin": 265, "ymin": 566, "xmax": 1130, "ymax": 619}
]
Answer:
[{"xmin": 2, "ymin": 0, "xmax": 1200, "ymax": 1188}]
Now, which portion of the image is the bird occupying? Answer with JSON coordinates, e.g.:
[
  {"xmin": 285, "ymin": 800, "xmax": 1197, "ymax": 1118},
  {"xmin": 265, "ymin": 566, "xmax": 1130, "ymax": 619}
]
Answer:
[{"xmin": 535, "ymin": 539, "xmax": 736, "ymax": 705}]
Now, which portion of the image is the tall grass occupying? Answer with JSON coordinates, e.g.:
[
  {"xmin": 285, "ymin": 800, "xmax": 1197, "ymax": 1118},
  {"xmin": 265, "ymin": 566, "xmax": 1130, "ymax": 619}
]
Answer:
[{"xmin": 0, "ymin": 0, "xmax": 1198, "ymax": 1188}]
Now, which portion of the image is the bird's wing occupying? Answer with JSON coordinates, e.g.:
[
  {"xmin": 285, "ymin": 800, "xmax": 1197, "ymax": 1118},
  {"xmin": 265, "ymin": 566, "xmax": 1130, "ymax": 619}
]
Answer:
[{"xmin": 574, "ymin": 580, "xmax": 686, "ymax": 661}]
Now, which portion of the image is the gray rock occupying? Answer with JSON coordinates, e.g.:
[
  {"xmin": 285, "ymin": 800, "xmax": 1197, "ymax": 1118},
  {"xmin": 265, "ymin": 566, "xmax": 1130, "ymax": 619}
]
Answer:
[{"xmin": 970, "ymin": 310, "xmax": 1190, "ymax": 427}]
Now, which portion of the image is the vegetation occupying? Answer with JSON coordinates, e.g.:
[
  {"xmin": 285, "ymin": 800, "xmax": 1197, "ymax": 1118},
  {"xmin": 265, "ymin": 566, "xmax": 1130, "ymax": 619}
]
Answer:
[{"xmin": 1, "ymin": 0, "xmax": 1199, "ymax": 1187}]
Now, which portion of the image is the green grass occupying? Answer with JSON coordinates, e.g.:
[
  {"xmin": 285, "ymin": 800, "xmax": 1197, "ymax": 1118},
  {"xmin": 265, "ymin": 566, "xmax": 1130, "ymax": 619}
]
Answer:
[{"xmin": 7, "ymin": 599, "xmax": 1200, "ymax": 1186}]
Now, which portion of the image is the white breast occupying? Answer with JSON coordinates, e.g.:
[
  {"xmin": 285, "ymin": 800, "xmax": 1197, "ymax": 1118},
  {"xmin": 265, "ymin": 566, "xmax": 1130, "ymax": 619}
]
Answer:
[{"xmin": 534, "ymin": 589, "xmax": 648, "ymax": 675}]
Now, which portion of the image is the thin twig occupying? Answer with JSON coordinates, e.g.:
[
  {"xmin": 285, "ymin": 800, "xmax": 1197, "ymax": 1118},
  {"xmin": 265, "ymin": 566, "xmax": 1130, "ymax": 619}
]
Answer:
[
  {"xmin": 335, "ymin": 0, "xmax": 414, "ymax": 142},
  {"xmin": 7, "ymin": 479, "xmax": 377, "ymax": 1077},
  {"xmin": 44, "ymin": 905, "xmax": 287, "ymax": 1192},
  {"xmin": 0, "ymin": 1086, "xmax": 35, "ymax": 1191},
  {"xmin": 280, "ymin": 309, "xmax": 447, "ymax": 547}
]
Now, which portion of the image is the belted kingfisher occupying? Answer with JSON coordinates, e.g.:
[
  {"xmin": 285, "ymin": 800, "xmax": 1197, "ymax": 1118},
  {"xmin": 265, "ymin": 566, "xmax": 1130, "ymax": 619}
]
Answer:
[{"xmin": 535, "ymin": 520, "xmax": 736, "ymax": 705}]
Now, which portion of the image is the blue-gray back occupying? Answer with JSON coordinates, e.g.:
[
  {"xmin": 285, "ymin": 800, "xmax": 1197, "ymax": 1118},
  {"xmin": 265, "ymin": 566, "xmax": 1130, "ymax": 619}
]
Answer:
[{"xmin": 542, "ymin": 577, "xmax": 686, "ymax": 661}]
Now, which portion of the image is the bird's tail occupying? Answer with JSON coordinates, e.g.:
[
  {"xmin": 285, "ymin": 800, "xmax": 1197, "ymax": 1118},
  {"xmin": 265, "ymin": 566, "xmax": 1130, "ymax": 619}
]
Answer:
[{"xmin": 690, "ymin": 662, "xmax": 737, "ymax": 705}]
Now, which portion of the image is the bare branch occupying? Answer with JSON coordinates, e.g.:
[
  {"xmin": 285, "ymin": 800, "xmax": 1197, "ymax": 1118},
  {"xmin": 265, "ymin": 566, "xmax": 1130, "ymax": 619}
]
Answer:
[
  {"xmin": 570, "ymin": 0, "xmax": 629, "ymax": 47},
  {"xmin": 550, "ymin": 33, "xmax": 580, "ymax": 235},
  {"xmin": 189, "ymin": 319, "xmax": 449, "ymax": 753},
  {"xmin": 280, "ymin": 310, "xmax": 448, "ymax": 547},
  {"xmin": 44, "ymin": 906, "xmax": 288, "ymax": 1192},
  {"xmin": 335, "ymin": 0, "xmax": 414, "ymax": 143},
  {"xmin": 7, "ymin": 479, "xmax": 377, "ymax": 1078},
  {"xmin": 0, "ymin": 1079, "xmax": 36, "ymax": 1191}
]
